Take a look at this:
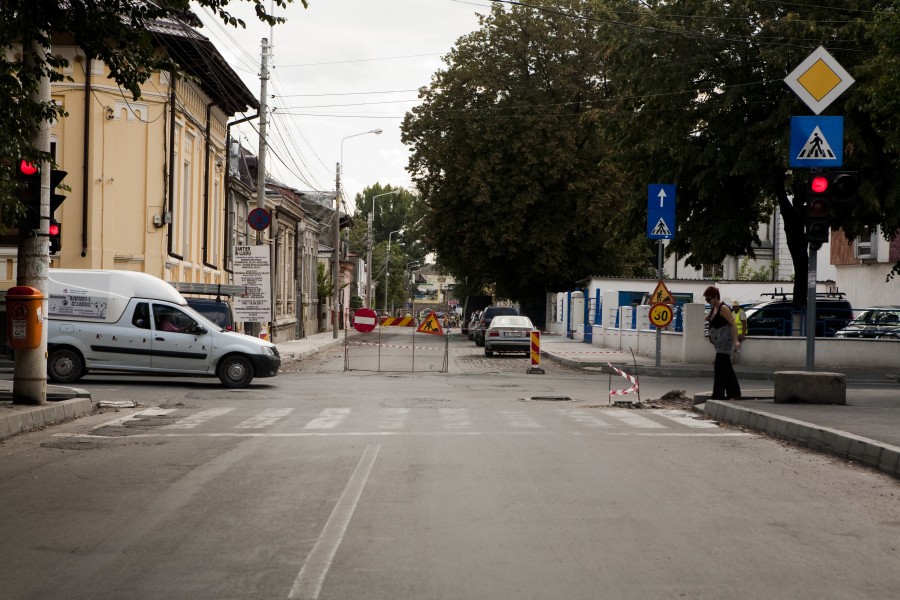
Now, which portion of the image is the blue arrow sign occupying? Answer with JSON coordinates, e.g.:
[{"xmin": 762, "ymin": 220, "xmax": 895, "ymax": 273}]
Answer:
[
  {"xmin": 790, "ymin": 116, "xmax": 843, "ymax": 167},
  {"xmin": 647, "ymin": 184, "xmax": 675, "ymax": 240}
]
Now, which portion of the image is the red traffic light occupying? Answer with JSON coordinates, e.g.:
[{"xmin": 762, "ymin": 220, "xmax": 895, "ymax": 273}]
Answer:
[
  {"xmin": 48, "ymin": 222, "xmax": 60, "ymax": 236},
  {"xmin": 809, "ymin": 175, "xmax": 829, "ymax": 195},
  {"xmin": 18, "ymin": 159, "xmax": 38, "ymax": 177}
]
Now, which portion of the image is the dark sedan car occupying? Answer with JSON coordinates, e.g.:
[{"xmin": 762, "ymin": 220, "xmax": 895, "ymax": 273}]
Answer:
[{"xmin": 835, "ymin": 306, "xmax": 900, "ymax": 339}]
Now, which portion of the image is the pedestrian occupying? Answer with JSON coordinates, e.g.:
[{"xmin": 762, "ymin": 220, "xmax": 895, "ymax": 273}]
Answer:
[
  {"xmin": 731, "ymin": 300, "xmax": 747, "ymax": 348},
  {"xmin": 703, "ymin": 286, "xmax": 741, "ymax": 400}
]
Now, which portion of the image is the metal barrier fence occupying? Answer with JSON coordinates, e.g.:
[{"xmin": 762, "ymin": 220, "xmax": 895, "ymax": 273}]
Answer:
[{"xmin": 344, "ymin": 327, "xmax": 449, "ymax": 372}]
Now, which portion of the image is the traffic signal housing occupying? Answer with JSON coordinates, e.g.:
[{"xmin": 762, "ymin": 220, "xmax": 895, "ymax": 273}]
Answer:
[
  {"xmin": 15, "ymin": 159, "xmax": 41, "ymax": 231},
  {"xmin": 48, "ymin": 219, "xmax": 61, "ymax": 255},
  {"xmin": 828, "ymin": 171, "xmax": 860, "ymax": 208},
  {"xmin": 806, "ymin": 174, "xmax": 831, "ymax": 244}
]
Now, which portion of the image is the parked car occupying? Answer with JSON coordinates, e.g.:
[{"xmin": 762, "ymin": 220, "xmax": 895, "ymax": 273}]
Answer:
[
  {"xmin": 484, "ymin": 315, "xmax": 536, "ymax": 357},
  {"xmin": 474, "ymin": 305, "xmax": 519, "ymax": 347},
  {"xmin": 461, "ymin": 295, "xmax": 492, "ymax": 335},
  {"xmin": 743, "ymin": 293, "xmax": 852, "ymax": 337},
  {"xmin": 835, "ymin": 306, "xmax": 900, "ymax": 339}
]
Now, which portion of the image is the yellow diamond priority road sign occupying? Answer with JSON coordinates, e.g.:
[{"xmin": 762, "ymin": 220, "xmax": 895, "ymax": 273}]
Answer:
[{"xmin": 785, "ymin": 46, "xmax": 854, "ymax": 115}]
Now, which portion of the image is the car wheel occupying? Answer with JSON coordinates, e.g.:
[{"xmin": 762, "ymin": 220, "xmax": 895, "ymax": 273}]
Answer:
[
  {"xmin": 485, "ymin": 348, "xmax": 493, "ymax": 357},
  {"xmin": 47, "ymin": 348, "xmax": 85, "ymax": 383},
  {"xmin": 475, "ymin": 335, "xmax": 484, "ymax": 347},
  {"xmin": 218, "ymin": 355, "xmax": 254, "ymax": 388}
]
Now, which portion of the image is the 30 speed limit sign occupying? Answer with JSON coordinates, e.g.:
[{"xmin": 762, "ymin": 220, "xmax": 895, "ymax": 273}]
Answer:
[{"xmin": 649, "ymin": 303, "xmax": 673, "ymax": 328}]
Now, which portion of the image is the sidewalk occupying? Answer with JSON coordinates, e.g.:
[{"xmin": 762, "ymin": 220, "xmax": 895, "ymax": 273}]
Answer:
[
  {"xmin": 539, "ymin": 333, "xmax": 900, "ymax": 480},
  {"xmin": 2, "ymin": 331, "xmax": 899, "ymax": 481}
]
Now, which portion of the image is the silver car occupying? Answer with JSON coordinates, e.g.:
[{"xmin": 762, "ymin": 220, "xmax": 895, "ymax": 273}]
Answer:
[{"xmin": 484, "ymin": 315, "xmax": 536, "ymax": 357}]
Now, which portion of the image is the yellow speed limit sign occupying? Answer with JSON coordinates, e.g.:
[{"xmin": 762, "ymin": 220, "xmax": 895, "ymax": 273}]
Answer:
[{"xmin": 649, "ymin": 303, "xmax": 673, "ymax": 328}]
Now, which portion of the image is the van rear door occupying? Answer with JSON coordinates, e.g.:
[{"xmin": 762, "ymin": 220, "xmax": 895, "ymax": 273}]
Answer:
[{"xmin": 150, "ymin": 302, "xmax": 213, "ymax": 374}]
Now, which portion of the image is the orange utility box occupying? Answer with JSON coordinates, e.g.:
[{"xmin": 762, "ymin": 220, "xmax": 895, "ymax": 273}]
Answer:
[{"xmin": 6, "ymin": 286, "xmax": 44, "ymax": 350}]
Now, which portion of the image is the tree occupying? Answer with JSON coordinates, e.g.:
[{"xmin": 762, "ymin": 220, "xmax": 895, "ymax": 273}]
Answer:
[
  {"xmin": 348, "ymin": 183, "xmax": 427, "ymax": 265},
  {"xmin": 402, "ymin": 1, "xmax": 654, "ymax": 306},
  {"xmin": 600, "ymin": 0, "xmax": 900, "ymax": 297}
]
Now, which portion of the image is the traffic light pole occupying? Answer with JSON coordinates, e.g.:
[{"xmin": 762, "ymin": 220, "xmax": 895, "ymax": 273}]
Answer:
[{"xmin": 806, "ymin": 242, "xmax": 819, "ymax": 371}]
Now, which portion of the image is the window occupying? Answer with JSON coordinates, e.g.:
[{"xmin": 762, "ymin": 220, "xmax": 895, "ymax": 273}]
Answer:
[
  {"xmin": 702, "ymin": 263, "xmax": 724, "ymax": 279},
  {"xmin": 854, "ymin": 226, "xmax": 878, "ymax": 260},
  {"xmin": 132, "ymin": 303, "xmax": 150, "ymax": 329},
  {"xmin": 152, "ymin": 304, "xmax": 197, "ymax": 334}
]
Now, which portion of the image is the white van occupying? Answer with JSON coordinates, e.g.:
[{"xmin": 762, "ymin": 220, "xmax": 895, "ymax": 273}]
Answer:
[{"xmin": 46, "ymin": 270, "xmax": 280, "ymax": 388}]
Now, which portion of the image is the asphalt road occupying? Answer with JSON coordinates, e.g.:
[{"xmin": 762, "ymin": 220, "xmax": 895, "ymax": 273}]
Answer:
[{"xmin": 1, "ymin": 332, "xmax": 898, "ymax": 599}]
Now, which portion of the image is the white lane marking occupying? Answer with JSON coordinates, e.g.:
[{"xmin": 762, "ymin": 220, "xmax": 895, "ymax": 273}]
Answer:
[
  {"xmin": 303, "ymin": 408, "xmax": 352, "ymax": 430},
  {"xmin": 163, "ymin": 407, "xmax": 234, "ymax": 429},
  {"xmin": 377, "ymin": 408, "xmax": 410, "ymax": 429},
  {"xmin": 93, "ymin": 408, "xmax": 176, "ymax": 430},
  {"xmin": 235, "ymin": 408, "xmax": 294, "ymax": 429},
  {"xmin": 500, "ymin": 410, "xmax": 543, "ymax": 429},
  {"xmin": 439, "ymin": 407, "xmax": 471, "ymax": 429},
  {"xmin": 54, "ymin": 431, "xmax": 750, "ymax": 439},
  {"xmin": 653, "ymin": 409, "xmax": 720, "ymax": 429},
  {"xmin": 560, "ymin": 409, "xmax": 612, "ymax": 428},
  {"xmin": 288, "ymin": 444, "xmax": 381, "ymax": 600},
  {"xmin": 604, "ymin": 410, "xmax": 667, "ymax": 429}
]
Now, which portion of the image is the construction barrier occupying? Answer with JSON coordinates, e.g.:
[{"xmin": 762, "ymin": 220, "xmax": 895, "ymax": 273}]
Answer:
[
  {"xmin": 607, "ymin": 362, "xmax": 640, "ymax": 404},
  {"xmin": 527, "ymin": 330, "xmax": 544, "ymax": 374},
  {"xmin": 381, "ymin": 316, "xmax": 415, "ymax": 327}
]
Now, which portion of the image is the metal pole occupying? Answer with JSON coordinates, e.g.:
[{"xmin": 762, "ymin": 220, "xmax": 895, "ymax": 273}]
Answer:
[
  {"xmin": 806, "ymin": 242, "xmax": 818, "ymax": 371},
  {"xmin": 332, "ymin": 162, "xmax": 341, "ymax": 339},
  {"xmin": 366, "ymin": 190, "xmax": 399, "ymax": 308},
  {"xmin": 655, "ymin": 240, "xmax": 662, "ymax": 368},
  {"xmin": 256, "ymin": 38, "xmax": 271, "ymax": 339}
]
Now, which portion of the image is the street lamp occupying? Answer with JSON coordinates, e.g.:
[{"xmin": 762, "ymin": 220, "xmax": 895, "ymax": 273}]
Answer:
[
  {"xmin": 366, "ymin": 189, "xmax": 401, "ymax": 307},
  {"xmin": 406, "ymin": 260, "xmax": 421, "ymax": 317},
  {"xmin": 334, "ymin": 128, "xmax": 382, "ymax": 339},
  {"xmin": 384, "ymin": 229, "xmax": 402, "ymax": 312}
]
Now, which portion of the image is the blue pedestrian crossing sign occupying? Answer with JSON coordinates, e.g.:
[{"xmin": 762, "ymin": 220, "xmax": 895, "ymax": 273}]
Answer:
[
  {"xmin": 790, "ymin": 116, "xmax": 843, "ymax": 167},
  {"xmin": 647, "ymin": 184, "xmax": 676, "ymax": 240}
]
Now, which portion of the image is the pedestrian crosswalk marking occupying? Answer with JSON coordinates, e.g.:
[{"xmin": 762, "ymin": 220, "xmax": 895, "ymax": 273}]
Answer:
[
  {"xmin": 80, "ymin": 407, "xmax": 742, "ymax": 437},
  {"xmin": 164, "ymin": 407, "xmax": 234, "ymax": 429},
  {"xmin": 236, "ymin": 408, "xmax": 294, "ymax": 429},
  {"xmin": 378, "ymin": 408, "xmax": 410, "ymax": 429},
  {"xmin": 439, "ymin": 408, "xmax": 471, "ymax": 429},
  {"xmin": 303, "ymin": 408, "xmax": 351, "ymax": 430}
]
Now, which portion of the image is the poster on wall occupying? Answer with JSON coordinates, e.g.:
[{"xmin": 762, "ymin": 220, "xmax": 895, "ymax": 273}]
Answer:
[{"xmin": 232, "ymin": 245, "xmax": 272, "ymax": 322}]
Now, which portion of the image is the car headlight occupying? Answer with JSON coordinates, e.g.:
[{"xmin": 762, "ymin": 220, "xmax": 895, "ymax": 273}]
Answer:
[{"xmin": 261, "ymin": 345, "xmax": 277, "ymax": 356}]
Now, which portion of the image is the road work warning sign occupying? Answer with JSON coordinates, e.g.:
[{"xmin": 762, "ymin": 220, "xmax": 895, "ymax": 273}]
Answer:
[{"xmin": 416, "ymin": 311, "xmax": 444, "ymax": 336}]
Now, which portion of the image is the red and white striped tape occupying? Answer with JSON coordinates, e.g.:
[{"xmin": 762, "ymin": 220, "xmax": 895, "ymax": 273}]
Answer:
[
  {"xmin": 608, "ymin": 362, "xmax": 639, "ymax": 396},
  {"xmin": 349, "ymin": 341, "xmax": 444, "ymax": 351}
]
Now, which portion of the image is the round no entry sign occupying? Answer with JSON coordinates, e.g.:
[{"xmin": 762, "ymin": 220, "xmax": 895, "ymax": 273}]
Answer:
[{"xmin": 353, "ymin": 307, "xmax": 378, "ymax": 333}]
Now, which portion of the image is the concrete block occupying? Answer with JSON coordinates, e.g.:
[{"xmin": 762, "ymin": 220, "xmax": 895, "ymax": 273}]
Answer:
[
  {"xmin": 63, "ymin": 401, "xmax": 76, "ymax": 419},
  {"xmin": 807, "ymin": 428, "xmax": 824, "ymax": 450},
  {"xmin": 0, "ymin": 415, "xmax": 10, "ymax": 438},
  {"xmin": 774, "ymin": 371, "xmax": 846, "ymax": 404},
  {"xmin": 832, "ymin": 433, "xmax": 852, "ymax": 457},
  {"xmin": 878, "ymin": 447, "xmax": 900, "ymax": 476},
  {"xmin": 31, "ymin": 408, "xmax": 46, "ymax": 429},
  {"xmin": 9, "ymin": 414, "xmax": 24, "ymax": 435},
  {"xmin": 847, "ymin": 438, "xmax": 869, "ymax": 463},
  {"xmin": 52, "ymin": 404, "xmax": 66, "ymax": 422}
]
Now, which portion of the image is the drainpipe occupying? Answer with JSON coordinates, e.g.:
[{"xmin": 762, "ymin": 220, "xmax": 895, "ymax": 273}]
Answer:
[
  {"xmin": 81, "ymin": 57, "xmax": 91, "ymax": 257},
  {"xmin": 166, "ymin": 70, "xmax": 178, "ymax": 258}
]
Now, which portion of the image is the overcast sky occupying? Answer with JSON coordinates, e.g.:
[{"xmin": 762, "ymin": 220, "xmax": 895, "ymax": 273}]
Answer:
[{"xmin": 195, "ymin": 0, "xmax": 491, "ymax": 212}]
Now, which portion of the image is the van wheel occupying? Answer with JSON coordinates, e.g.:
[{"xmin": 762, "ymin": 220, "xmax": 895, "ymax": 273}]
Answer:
[
  {"xmin": 218, "ymin": 355, "xmax": 254, "ymax": 388},
  {"xmin": 48, "ymin": 348, "xmax": 85, "ymax": 383}
]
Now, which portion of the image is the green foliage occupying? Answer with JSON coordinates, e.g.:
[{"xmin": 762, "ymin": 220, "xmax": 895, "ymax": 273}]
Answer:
[
  {"xmin": 316, "ymin": 262, "xmax": 331, "ymax": 301},
  {"xmin": 736, "ymin": 256, "xmax": 779, "ymax": 282},
  {"xmin": 402, "ymin": 2, "xmax": 654, "ymax": 304},
  {"xmin": 403, "ymin": 0, "xmax": 900, "ymax": 300}
]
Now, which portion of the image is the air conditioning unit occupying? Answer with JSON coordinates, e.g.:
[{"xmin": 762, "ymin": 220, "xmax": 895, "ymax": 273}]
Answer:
[{"xmin": 854, "ymin": 227, "xmax": 878, "ymax": 260}]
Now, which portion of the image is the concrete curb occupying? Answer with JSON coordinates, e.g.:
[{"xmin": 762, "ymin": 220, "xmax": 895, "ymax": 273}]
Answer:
[
  {"xmin": 0, "ymin": 396, "xmax": 94, "ymax": 440},
  {"xmin": 277, "ymin": 338, "xmax": 345, "ymax": 361},
  {"xmin": 702, "ymin": 399, "xmax": 900, "ymax": 480}
]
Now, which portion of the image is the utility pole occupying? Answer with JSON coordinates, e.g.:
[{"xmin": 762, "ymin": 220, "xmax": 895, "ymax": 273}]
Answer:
[
  {"xmin": 255, "ymin": 37, "xmax": 270, "ymax": 339},
  {"xmin": 14, "ymin": 37, "xmax": 51, "ymax": 404},
  {"xmin": 333, "ymin": 163, "xmax": 341, "ymax": 339}
]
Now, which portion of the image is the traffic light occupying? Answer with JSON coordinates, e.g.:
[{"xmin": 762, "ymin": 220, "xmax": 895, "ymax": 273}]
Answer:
[
  {"xmin": 48, "ymin": 219, "xmax": 61, "ymax": 255},
  {"xmin": 806, "ymin": 173, "xmax": 831, "ymax": 244},
  {"xmin": 15, "ymin": 159, "xmax": 41, "ymax": 231},
  {"xmin": 828, "ymin": 171, "xmax": 860, "ymax": 208}
]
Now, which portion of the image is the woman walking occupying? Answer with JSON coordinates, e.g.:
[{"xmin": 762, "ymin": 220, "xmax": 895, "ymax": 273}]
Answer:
[{"xmin": 703, "ymin": 285, "xmax": 742, "ymax": 400}]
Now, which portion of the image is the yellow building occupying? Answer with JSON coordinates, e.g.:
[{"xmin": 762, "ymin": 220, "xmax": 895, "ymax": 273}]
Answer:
[{"xmin": 1, "ymin": 24, "xmax": 258, "ymax": 288}]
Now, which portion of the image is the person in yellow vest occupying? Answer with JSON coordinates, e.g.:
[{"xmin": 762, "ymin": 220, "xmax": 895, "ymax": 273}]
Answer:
[{"xmin": 731, "ymin": 300, "xmax": 747, "ymax": 348}]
